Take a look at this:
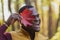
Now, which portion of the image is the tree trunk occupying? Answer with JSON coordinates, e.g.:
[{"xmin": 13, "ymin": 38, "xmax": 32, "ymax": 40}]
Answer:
[
  {"xmin": 1, "ymin": 0, "xmax": 5, "ymax": 22},
  {"xmin": 24, "ymin": 0, "xmax": 31, "ymax": 5},
  {"xmin": 48, "ymin": 0, "xmax": 59, "ymax": 39},
  {"xmin": 14, "ymin": 0, "xmax": 20, "ymax": 30},
  {"xmin": 8, "ymin": 0, "xmax": 15, "ymax": 31}
]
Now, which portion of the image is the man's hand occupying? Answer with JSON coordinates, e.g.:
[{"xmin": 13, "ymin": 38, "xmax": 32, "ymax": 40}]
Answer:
[{"xmin": 5, "ymin": 13, "xmax": 21, "ymax": 26}]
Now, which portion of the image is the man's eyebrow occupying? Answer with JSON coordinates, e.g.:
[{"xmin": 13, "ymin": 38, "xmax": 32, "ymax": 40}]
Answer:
[
  {"xmin": 37, "ymin": 14, "xmax": 39, "ymax": 16},
  {"xmin": 32, "ymin": 14, "xmax": 39, "ymax": 16}
]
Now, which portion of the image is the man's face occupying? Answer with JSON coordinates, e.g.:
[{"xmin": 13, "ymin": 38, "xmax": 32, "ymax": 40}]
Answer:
[
  {"xmin": 29, "ymin": 8, "xmax": 40, "ymax": 32},
  {"xmin": 21, "ymin": 7, "xmax": 40, "ymax": 32}
]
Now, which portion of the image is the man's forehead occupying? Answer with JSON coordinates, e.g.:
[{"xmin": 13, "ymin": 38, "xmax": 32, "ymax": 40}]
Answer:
[{"xmin": 29, "ymin": 8, "xmax": 38, "ymax": 15}]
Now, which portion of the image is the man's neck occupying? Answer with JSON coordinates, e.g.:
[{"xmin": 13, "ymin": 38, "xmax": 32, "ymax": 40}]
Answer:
[
  {"xmin": 29, "ymin": 31, "xmax": 35, "ymax": 40},
  {"xmin": 22, "ymin": 26, "xmax": 35, "ymax": 40}
]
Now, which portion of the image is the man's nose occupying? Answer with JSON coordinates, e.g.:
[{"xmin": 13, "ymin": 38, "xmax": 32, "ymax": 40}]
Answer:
[
  {"xmin": 36, "ymin": 17, "xmax": 39, "ymax": 20},
  {"xmin": 33, "ymin": 19, "xmax": 40, "ymax": 24},
  {"xmin": 36, "ymin": 17, "xmax": 40, "ymax": 23}
]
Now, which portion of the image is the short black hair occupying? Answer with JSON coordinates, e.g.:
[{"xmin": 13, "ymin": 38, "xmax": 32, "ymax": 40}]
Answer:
[{"xmin": 18, "ymin": 5, "xmax": 33, "ymax": 13}]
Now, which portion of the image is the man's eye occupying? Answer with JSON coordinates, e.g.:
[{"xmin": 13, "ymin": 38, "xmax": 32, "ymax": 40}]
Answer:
[
  {"xmin": 36, "ymin": 14, "xmax": 39, "ymax": 17},
  {"xmin": 34, "ymin": 20, "xmax": 38, "ymax": 22},
  {"xmin": 39, "ymin": 19, "xmax": 41, "ymax": 24}
]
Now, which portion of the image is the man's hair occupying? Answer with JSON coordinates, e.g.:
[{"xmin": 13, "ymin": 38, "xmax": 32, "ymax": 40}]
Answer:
[{"xmin": 18, "ymin": 5, "xmax": 33, "ymax": 13}]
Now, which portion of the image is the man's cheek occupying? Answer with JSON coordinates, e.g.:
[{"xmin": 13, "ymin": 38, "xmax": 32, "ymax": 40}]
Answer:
[{"xmin": 21, "ymin": 19, "xmax": 33, "ymax": 27}]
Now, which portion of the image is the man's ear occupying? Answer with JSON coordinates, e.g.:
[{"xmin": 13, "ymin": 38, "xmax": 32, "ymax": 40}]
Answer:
[
  {"xmin": 19, "ymin": 13, "xmax": 22, "ymax": 16},
  {"xmin": 20, "ymin": 13, "xmax": 22, "ymax": 14}
]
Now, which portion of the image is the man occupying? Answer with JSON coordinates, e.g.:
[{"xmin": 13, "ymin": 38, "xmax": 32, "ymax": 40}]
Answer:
[{"xmin": 0, "ymin": 5, "xmax": 40, "ymax": 40}]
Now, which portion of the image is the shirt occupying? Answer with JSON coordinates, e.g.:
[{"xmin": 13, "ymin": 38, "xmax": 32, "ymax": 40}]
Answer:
[
  {"xmin": 0, "ymin": 24, "xmax": 48, "ymax": 40},
  {"xmin": 0, "ymin": 24, "xmax": 12, "ymax": 40}
]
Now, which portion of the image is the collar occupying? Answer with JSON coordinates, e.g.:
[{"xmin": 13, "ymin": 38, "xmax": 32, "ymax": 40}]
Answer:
[{"xmin": 17, "ymin": 27, "xmax": 31, "ymax": 39}]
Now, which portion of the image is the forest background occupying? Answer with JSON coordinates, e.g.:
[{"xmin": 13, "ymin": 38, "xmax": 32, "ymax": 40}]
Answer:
[{"xmin": 0, "ymin": 0, "xmax": 60, "ymax": 40}]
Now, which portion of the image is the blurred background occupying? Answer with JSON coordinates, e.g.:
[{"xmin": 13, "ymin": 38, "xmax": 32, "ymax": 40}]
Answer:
[{"xmin": 0, "ymin": 0, "xmax": 60, "ymax": 40}]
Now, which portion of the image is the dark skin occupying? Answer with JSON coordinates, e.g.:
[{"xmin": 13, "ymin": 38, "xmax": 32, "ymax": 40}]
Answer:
[
  {"xmin": 24, "ymin": 8, "xmax": 40, "ymax": 40},
  {"xmin": 6, "ymin": 16, "xmax": 35, "ymax": 40},
  {"xmin": 6, "ymin": 7, "xmax": 40, "ymax": 40},
  {"xmin": 22, "ymin": 25, "xmax": 35, "ymax": 40},
  {"xmin": 21, "ymin": 14, "xmax": 40, "ymax": 40}
]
